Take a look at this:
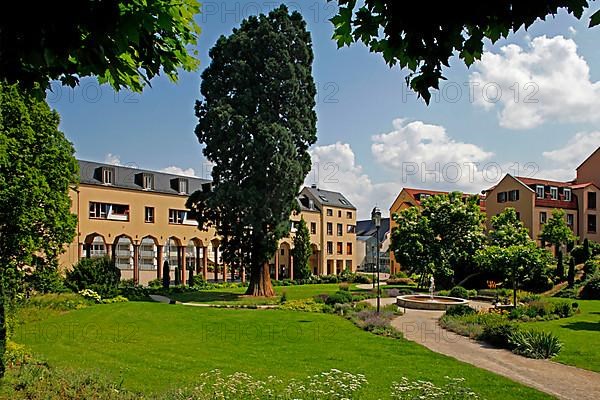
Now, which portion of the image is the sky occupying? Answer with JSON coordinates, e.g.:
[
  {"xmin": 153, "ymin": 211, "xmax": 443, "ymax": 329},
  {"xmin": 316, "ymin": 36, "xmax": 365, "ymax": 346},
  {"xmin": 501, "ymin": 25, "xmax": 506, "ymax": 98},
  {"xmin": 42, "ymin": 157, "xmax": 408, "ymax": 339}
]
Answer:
[{"xmin": 50, "ymin": 1, "xmax": 600, "ymax": 219}]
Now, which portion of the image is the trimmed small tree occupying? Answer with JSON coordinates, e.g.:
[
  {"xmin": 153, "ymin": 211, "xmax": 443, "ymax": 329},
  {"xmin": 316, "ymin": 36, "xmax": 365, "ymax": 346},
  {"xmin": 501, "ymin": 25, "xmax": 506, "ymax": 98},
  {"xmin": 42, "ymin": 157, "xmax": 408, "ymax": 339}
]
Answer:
[
  {"xmin": 292, "ymin": 218, "xmax": 313, "ymax": 280},
  {"xmin": 162, "ymin": 261, "xmax": 170, "ymax": 289},
  {"xmin": 583, "ymin": 238, "xmax": 591, "ymax": 263},
  {"xmin": 568, "ymin": 257, "xmax": 576, "ymax": 287},
  {"xmin": 187, "ymin": 6, "xmax": 317, "ymax": 297},
  {"xmin": 541, "ymin": 209, "xmax": 577, "ymax": 281}
]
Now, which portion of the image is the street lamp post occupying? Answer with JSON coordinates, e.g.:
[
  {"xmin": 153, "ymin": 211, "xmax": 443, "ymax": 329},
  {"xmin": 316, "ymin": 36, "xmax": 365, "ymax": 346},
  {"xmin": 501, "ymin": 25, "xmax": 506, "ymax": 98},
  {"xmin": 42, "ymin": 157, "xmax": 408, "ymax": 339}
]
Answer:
[
  {"xmin": 371, "ymin": 207, "xmax": 382, "ymax": 314},
  {"xmin": 371, "ymin": 245, "xmax": 375, "ymax": 289}
]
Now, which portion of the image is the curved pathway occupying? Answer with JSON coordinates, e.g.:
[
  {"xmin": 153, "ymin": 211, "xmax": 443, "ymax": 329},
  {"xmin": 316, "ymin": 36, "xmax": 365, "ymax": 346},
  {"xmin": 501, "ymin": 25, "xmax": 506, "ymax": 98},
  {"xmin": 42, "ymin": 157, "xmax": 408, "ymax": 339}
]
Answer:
[{"xmin": 389, "ymin": 304, "xmax": 600, "ymax": 400}]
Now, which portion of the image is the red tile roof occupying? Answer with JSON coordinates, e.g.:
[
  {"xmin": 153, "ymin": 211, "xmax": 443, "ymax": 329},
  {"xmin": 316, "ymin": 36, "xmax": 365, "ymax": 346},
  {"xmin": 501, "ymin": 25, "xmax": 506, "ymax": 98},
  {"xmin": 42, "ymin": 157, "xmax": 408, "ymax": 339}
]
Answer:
[
  {"xmin": 570, "ymin": 182, "xmax": 595, "ymax": 189},
  {"xmin": 515, "ymin": 176, "xmax": 574, "ymax": 188}
]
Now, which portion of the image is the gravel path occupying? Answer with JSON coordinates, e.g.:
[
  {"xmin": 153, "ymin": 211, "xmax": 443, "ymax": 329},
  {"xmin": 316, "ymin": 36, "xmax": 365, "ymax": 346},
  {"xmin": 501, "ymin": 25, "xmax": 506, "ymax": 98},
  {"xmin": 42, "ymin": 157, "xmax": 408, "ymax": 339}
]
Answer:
[{"xmin": 390, "ymin": 307, "xmax": 600, "ymax": 400}]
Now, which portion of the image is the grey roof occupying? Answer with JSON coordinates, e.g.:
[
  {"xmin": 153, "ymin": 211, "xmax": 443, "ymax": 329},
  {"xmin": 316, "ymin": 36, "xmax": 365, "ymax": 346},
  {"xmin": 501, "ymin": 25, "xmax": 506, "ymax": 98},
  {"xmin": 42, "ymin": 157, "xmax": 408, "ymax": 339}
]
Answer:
[
  {"xmin": 77, "ymin": 160, "xmax": 211, "ymax": 196},
  {"xmin": 301, "ymin": 186, "xmax": 356, "ymax": 210},
  {"xmin": 356, "ymin": 218, "xmax": 390, "ymax": 242}
]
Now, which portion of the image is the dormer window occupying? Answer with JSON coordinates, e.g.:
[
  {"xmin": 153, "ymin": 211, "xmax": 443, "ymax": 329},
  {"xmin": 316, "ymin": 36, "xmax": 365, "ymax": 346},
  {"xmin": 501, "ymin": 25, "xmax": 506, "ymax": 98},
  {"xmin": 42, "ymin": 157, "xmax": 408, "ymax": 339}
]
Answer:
[
  {"xmin": 308, "ymin": 199, "xmax": 315, "ymax": 210},
  {"xmin": 143, "ymin": 174, "xmax": 154, "ymax": 190},
  {"xmin": 536, "ymin": 185, "xmax": 544, "ymax": 199},
  {"xmin": 550, "ymin": 187, "xmax": 558, "ymax": 200},
  {"xmin": 564, "ymin": 188, "xmax": 572, "ymax": 202},
  {"xmin": 339, "ymin": 198, "xmax": 349, "ymax": 206},
  {"xmin": 102, "ymin": 167, "xmax": 114, "ymax": 185},
  {"xmin": 178, "ymin": 178, "xmax": 189, "ymax": 194},
  {"xmin": 319, "ymin": 195, "xmax": 329, "ymax": 202}
]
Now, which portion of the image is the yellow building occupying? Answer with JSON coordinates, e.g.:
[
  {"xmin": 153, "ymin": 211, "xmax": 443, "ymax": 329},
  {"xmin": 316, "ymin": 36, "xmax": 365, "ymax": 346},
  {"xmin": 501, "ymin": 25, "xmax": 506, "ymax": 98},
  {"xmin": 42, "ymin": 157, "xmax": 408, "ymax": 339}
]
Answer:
[
  {"xmin": 483, "ymin": 147, "xmax": 600, "ymax": 244},
  {"xmin": 59, "ymin": 161, "xmax": 357, "ymax": 284}
]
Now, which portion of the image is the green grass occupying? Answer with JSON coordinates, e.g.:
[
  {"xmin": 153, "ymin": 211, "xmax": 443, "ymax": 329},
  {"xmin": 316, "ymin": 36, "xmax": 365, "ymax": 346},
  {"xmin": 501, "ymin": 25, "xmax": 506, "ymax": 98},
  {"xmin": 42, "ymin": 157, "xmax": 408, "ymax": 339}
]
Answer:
[
  {"xmin": 167, "ymin": 283, "xmax": 348, "ymax": 304},
  {"xmin": 13, "ymin": 302, "xmax": 551, "ymax": 399},
  {"xmin": 522, "ymin": 298, "xmax": 600, "ymax": 372}
]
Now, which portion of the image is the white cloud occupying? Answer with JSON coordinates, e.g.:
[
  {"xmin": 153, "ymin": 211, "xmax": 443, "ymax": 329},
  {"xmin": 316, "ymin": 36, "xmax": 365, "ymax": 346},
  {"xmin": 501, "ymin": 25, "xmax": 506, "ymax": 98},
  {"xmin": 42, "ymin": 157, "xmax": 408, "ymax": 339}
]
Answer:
[
  {"xmin": 161, "ymin": 166, "xmax": 197, "ymax": 177},
  {"xmin": 370, "ymin": 118, "xmax": 495, "ymax": 192},
  {"xmin": 540, "ymin": 131, "xmax": 600, "ymax": 180},
  {"xmin": 306, "ymin": 142, "xmax": 400, "ymax": 219},
  {"xmin": 104, "ymin": 153, "xmax": 121, "ymax": 165},
  {"xmin": 470, "ymin": 35, "xmax": 600, "ymax": 129},
  {"xmin": 568, "ymin": 26, "xmax": 577, "ymax": 35}
]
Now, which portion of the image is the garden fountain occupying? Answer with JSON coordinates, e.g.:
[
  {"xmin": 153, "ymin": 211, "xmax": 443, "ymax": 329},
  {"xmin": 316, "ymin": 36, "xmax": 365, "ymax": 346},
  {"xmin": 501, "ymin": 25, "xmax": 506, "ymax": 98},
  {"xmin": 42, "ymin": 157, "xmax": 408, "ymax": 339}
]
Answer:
[{"xmin": 396, "ymin": 276, "xmax": 470, "ymax": 311}]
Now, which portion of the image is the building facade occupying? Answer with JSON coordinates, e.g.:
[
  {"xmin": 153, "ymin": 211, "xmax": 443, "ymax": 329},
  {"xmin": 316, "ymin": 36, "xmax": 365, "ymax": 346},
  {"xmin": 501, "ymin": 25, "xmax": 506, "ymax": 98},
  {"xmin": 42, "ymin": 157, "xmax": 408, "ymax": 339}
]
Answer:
[
  {"xmin": 356, "ymin": 218, "xmax": 390, "ymax": 273},
  {"xmin": 59, "ymin": 161, "xmax": 357, "ymax": 284}
]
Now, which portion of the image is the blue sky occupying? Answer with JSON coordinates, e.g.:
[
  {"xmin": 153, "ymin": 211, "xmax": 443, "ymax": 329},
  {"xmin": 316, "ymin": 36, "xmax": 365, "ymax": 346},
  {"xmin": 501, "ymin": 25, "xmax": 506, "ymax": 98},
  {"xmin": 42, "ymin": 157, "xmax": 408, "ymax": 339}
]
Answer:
[{"xmin": 50, "ymin": 1, "xmax": 600, "ymax": 218}]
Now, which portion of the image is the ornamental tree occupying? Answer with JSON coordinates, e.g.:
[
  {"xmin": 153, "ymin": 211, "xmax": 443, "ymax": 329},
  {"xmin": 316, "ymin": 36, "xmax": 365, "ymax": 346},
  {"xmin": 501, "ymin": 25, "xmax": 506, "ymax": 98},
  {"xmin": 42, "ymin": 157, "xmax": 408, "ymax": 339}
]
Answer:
[
  {"xmin": 391, "ymin": 192, "xmax": 486, "ymax": 288},
  {"xmin": 541, "ymin": 208, "xmax": 577, "ymax": 280},
  {"xmin": 292, "ymin": 218, "xmax": 313, "ymax": 281},
  {"xmin": 187, "ymin": 6, "xmax": 317, "ymax": 296},
  {"xmin": 489, "ymin": 208, "xmax": 531, "ymax": 247},
  {"xmin": 330, "ymin": 1, "xmax": 600, "ymax": 103},
  {"xmin": 0, "ymin": 82, "xmax": 78, "ymax": 376},
  {"xmin": 0, "ymin": 0, "xmax": 200, "ymax": 93}
]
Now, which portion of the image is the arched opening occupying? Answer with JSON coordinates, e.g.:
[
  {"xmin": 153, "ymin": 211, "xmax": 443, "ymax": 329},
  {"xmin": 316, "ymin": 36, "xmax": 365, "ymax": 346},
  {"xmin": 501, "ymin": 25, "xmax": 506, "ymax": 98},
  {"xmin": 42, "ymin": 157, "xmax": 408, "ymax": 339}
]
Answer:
[
  {"xmin": 138, "ymin": 236, "xmax": 158, "ymax": 286},
  {"xmin": 114, "ymin": 236, "xmax": 133, "ymax": 270},
  {"xmin": 278, "ymin": 242, "xmax": 292, "ymax": 279},
  {"xmin": 83, "ymin": 233, "xmax": 107, "ymax": 258}
]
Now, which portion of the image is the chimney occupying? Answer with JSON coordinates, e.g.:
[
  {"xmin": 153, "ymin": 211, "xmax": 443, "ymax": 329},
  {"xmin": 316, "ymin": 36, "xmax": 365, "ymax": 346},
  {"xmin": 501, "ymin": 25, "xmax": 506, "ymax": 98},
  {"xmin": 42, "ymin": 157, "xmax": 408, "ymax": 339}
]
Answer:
[{"xmin": 311, "ymin": 183, "xmax": 317, "ymax": 189}]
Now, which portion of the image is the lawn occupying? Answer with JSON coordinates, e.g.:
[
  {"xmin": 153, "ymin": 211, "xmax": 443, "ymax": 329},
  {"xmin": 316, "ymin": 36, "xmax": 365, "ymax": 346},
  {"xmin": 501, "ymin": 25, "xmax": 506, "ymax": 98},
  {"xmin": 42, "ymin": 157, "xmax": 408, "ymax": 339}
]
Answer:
[
  {"xmin": 522, "ymin": 298, "xmax": 600, "ymax": 372},
  {"xmin": 167, "ymin": 283, "xmax": 359, "ymax": 304},
  {"xmin": 12, "ymin": 301, "xmax": 552, "ymax": 399}
]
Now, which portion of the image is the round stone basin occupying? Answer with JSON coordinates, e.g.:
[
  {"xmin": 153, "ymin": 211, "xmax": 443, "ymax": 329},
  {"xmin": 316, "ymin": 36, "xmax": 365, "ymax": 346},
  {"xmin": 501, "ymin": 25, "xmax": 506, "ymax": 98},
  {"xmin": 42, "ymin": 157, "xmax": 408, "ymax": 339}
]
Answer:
[{"xmin": 396, "ymin": 294, "xmax": 469, "ymax": 311}]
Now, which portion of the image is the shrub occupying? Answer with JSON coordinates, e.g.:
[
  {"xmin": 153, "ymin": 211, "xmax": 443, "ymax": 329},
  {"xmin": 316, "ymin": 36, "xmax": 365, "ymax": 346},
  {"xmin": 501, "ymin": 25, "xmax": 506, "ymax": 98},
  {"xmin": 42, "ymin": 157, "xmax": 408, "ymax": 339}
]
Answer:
[
  {"xmin": 445, "ymin": 304, "xmax": 476, "ymax": 317},
  {"xmin": 147, "ymin": 278, "xmax": 162, "ymax": 288},
  {"xmin": 480, "ymin": 320, "xmax": 519, "ymax": 348},
  {"xmin": 279, "ymin": 298, "xmax": 325, "ymax": 313},
  {"xmin": 102, "ymin": 295, "xmax": 129, "ymax": 304},
  {"xmin": 25, "ymin": 266, "xmax": 66, "ymax": 294},
  {"xmin": 338, "ymin": 282, "xmax": 350, "ymax": 291},
  {"xmin": 118, "ymin": 282, "xmax": 150, "ymax": 301},
  {"xmin": 78, "ymin": 289, "xmax": 102, "ymax": 303},
  {"xmin": 386, "ymin": 288, "xmax": 400, "ymax": 298},
  {"xmin": 386, "ymin": 277, "xmax": 416, "ymax": 286},
  {"xmin": 552, "ymin": 300, "xmax": 575, "ymax": 318},
  {"xmin": 382, "ymin": 303, "xmax": 402, "ymax": 315},
  {"xmin": 25, "ymin": 293, "xmax": 93, "ymax": 311},
  {"xmin": 65, "ymin": 257, "xmax": 120, "ymax": 297},
  {"xmin": 351, "ymin": 274, "xmax": 372, "ymax": 284},
  {"xmin": 390, "ymin": 271, "xmax": 408, "ymax": 278},
  {"xmin": 519, "ymin": 293, "xmax": 541, "ymax": 303},
  {"xmin": 325, "ymin": 290, "xmax": 353, "ymax": 305},
  {"xmin": 571, "ymin": 244, "xmax": 590, "ymax": 264},
  {"xmin": 580, "ymin": 276, "xmax": 600, "ymax": 299},
  {"xmin": 313, "ymin": 294, "xmax": 329, "ymax": 304},
  {"xmin": 509, "ymin": 330, "xmax": 562, "ymax": 359},
  {"xmin": 526, "ymin": 300, "xmax": 554, "ymax": 318},
  {"xmin": 354, "ymin": 301, "xmax": 374, "ymax": 312},
  {"xmin": 280, "ymin": 290, "xmax": 288, "ymax": 304},
  {"xmin": 448, "ymin": 286, "xmax": 469, "ymax": 299},
  {"xmin": 583, "ymin": 258, "xmax": 599, "ymax": 279},
  {"xmin": 320, "ymin": 275, "xmax": 339, "ymax": 283}
]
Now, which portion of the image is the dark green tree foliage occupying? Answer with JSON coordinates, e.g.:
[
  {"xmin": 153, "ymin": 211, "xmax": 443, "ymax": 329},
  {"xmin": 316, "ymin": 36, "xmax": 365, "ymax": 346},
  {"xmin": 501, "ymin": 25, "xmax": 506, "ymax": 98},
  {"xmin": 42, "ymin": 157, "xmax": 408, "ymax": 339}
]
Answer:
[
  {"xmin": 583, "ymin": 238, "xmax": 591, "ymax": 262},
  {"xmin": 489, "ymin": 208, "xmax": 531, "ymax": 247},
  {"xmin": 162, "ymin": 261, "xmax": 170, "ymax": 289},
  {"xmin": 174, "ymin": 267, "xmax": 181, "ymax": 286},
  {"xmin": 188, "ymin": 6, "xmax": 317, "ymax": 296},
  {"xmin": 568, "ymin": 257, "xmax": 576, "ymax": 287},
  {"xmin": 292, "ymin": 218, "xmax": 313, "ymax": 280},
  {"xmin": 557, "ymin": 250, "xmax": 565, "ymax": 280},
  {"xmin": 391, "ymin": 192, "xmax": 486, "ymax": 288},
  {"xmin": 330, "ymin": 0, "xmax": 598, "ymax": 103},
  {"xmin": 0, "ymin": 82, "xmax": 78, "ymax": 376},
  {"xmin": 0, "ymin": 1, "xmax": 200, "ymax": 93},
  {"xmin": 65, "ymin": 257, "xmax": 121, "ymax": 297}
]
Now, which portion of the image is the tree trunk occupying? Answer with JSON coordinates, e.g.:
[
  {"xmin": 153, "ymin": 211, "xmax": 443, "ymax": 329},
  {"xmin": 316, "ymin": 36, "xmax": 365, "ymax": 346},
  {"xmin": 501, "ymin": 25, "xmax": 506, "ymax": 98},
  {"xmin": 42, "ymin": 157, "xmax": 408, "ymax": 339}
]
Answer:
[{"xmin": 245, "ymin": 262, "xmax": 275, "ymax": 297}]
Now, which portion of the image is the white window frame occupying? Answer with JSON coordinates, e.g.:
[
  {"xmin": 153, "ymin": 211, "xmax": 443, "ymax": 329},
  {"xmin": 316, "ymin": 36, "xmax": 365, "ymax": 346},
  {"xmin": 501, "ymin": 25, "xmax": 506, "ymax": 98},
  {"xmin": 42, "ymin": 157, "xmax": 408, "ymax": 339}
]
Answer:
[
  {"xmin": 536, "ymin": 185, "xmax": 544, "ymax": 199},
  {"xmin": 169, "ymin": 209, "xmax": 186, "ymax": 224},
  {"xmin": 563, "ymin": 188, "xmax": 572, "ymax": 202},
  {"xmin": 145, "ymin": 206, "xmax": 155, "ymax": 223},
  {"xmin": 550, "ymin": 186, "xmax": 558, "ymax": 200},
  {"xmin": 179, "ymin": 178, "xmax": 189, "ymax": 194},
  {"xmin": 540, "ymin": 212, "xmax": 547, "ymax": 224},
  {"xmin": 102, "ymin": 168, "xmax": 114, "ymax": 185},
  {"xmin": 567, "ymin": 213, "xmax": 574, "ymax": 227},
  {"xmin": 143, "ymin": 174, "xmax": 154, "ymax": 190}
]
